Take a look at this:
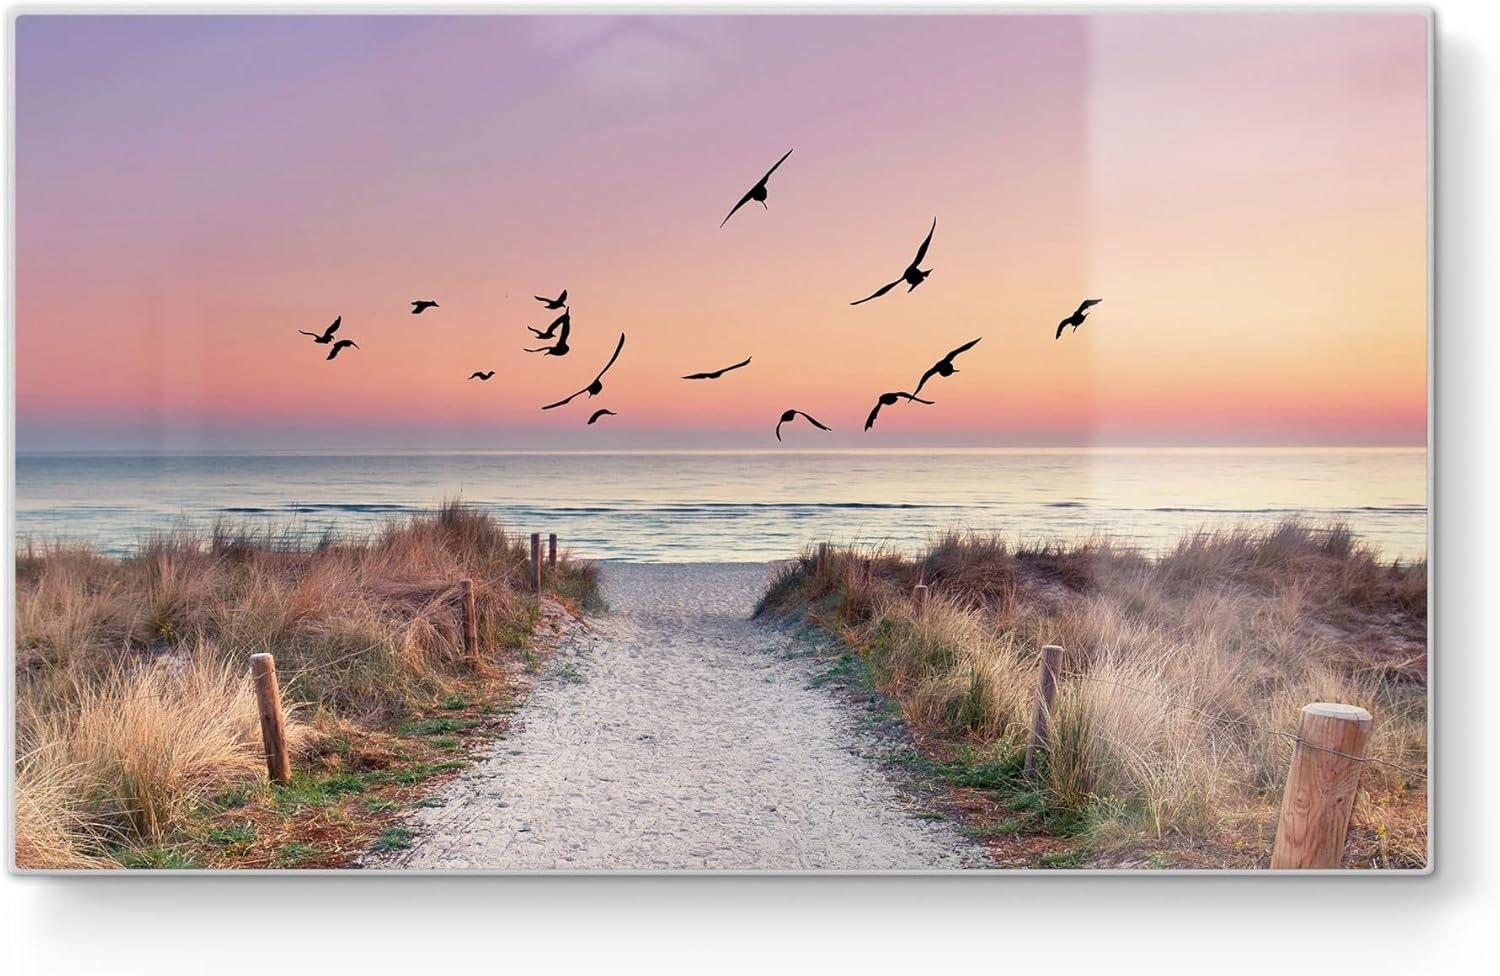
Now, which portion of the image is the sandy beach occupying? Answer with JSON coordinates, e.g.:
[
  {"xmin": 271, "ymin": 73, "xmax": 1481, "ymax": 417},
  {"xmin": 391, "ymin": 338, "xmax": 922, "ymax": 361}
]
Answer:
[{"xmin": 364, "ymin": 563, "xmax": 990, "ymax": 871}]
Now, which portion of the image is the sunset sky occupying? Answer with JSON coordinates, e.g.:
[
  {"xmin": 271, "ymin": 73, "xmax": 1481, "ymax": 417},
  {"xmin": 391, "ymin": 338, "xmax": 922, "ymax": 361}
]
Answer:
[{"xmin": 14, "ymin": 13, "xmax": 1429, "ymax": 451}]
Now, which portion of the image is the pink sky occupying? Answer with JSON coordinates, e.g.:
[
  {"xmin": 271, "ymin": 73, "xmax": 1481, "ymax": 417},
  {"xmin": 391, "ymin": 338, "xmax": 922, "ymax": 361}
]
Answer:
[{"xmin": 14, "ymin": 13, "xmax": 1429, "ymax": 450}]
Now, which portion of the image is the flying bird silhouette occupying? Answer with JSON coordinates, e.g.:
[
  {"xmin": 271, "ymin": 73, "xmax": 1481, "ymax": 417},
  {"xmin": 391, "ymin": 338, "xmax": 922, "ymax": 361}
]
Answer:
[
  {"xmin": 1055, "ymin": 299, "xmax": 1103, "ymax": 339},
  {"xmin": 298, "ymin": 316, "xmax": 341, "ymax": 344},
  {"xmin": 587, "ymin": 408, "xmax": 617, "ymax": 425},
  {"xmin": 526, "ymin": 337, "xmax": 570, "ymax": 357},
  {"xmin": 850, "ymin": 218, "xmax": 936, "ymax": 305},
  {"xmin": 682, "ymin": 356, "xmax": 752, "ymax": 380},
  {"xmin": 411, "ymin": 300, "xmax": 439, "ymax": 314},
  {"xmin": 721, "ymin": 149, "xmax": 794, "ymax": 228},
  {"xmin": 469, "ymin": 371, "xmax": 495, "ymax": 381},
  {"xmin": 864, "ymin": 391, "xmax": 935, "ymax": 431},
  {"xmin": 526, "ymin": 311, "xmax": 572, "ymax": 356},
  {"xmin": 535, "ymin": 289, "xmax": 568, "ymax": 309},
  {"xmin": 542, "ymin": 333, "xmax": 626, "ymax": 410},
  {"xmin": 528, "ymin": 308, "xmax": 570, "ymax": 340},
  {"xmin": 326, "ymin": 339, "xmax": 359, "ymax": 360},
  {"xmin": 775, "ymin": 409, "xmax": 831, "ymax": 442},
  {"xmin": 913, "ymin": 337, "xmax": 982, "ymax": 396}
]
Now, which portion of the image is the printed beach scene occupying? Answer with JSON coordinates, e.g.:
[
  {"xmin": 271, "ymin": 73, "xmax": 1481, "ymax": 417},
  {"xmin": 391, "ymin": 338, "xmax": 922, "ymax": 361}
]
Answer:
[{"xmin": 12, "ymin": 12, "xmax": 1428, "ymax": 872}]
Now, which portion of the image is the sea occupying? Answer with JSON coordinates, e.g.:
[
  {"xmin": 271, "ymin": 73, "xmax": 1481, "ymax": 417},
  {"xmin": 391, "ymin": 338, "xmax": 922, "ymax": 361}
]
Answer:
[{"xmin": 11, "ymin": 448, "xmax": 1428, "ymax": 564}]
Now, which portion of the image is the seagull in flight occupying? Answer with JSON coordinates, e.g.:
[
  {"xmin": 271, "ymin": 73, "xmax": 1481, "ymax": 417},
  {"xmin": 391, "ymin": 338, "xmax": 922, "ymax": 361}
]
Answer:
[
  {"xmin": 411, "ymin": 300, "xmax": 439, "ymax": 314},
  {"xmin": 1055, "ymin": 299, "xmax": 1102, "ymax": 339},
  {"xmin": 850, "ymin": 218, "xmax": 936, "ymax": 305},
  {"xmin": 469, "ymin": 371, "xmax": 495, "ymax": 381},
  {"xmin": 298, "ymin": 316, "xmax": 341, "ymax": 344},
  {"xmin": 721, "ymin": 149, "xmax": 794, "ymax": 228},
  {"xmin": 526, "ymin": 311, "xmax": 572, "ymax": 356},
  {"xmin": 864, "ymin": 391, "xmax": 934, "ymax": 431},
  {"xmin": 542, "ymin": 333, "xmax": 626, "ymax": 410},
  {"xmin": 528, "ymin": 308, "xmax": 570, "ymax": 340},
  {"xmin": 682, "ymin": 356, "xmax": 752, "ymax": 380},
  {"xmin": 326, "ymin": 339, "xmax": 359, "ymax": 361},
  {"xmin": 535, "ymin": 289, "xmax": 568, "ymax": 310},
  {"xmin": 775, "ymin": 409, "xmax": 831, "ymax": 443},
  {"xmin": 912, "ymin": 337, "xmax": 981, "ymax": 396},
  {"xmin": 587, "ymin": 408, "xmax": 617, "ymax": 425}
]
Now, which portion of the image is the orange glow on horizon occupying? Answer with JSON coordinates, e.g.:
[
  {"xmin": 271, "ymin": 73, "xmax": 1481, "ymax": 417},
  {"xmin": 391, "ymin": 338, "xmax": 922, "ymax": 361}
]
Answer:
[{"xmin": 14, "ymin": 13, "xmax": 1428, "ymax": 450}]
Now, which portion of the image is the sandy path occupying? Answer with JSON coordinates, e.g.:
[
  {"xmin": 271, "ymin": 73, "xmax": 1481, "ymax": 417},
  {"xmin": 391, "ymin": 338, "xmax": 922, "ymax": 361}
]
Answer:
[{"xmin": 367, "ymin": 563, "xmax": 990, "ymax": 871}]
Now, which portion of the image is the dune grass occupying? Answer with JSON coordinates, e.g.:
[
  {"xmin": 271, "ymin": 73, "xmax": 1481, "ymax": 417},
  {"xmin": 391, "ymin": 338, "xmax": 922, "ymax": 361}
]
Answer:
[
  {"xmin": 14, "ymin": 502, "xmax": 598, "ymax": 869},
  {"xmin": 757, "ymin": 520, "xmax": 1427, "ymax": 868}
]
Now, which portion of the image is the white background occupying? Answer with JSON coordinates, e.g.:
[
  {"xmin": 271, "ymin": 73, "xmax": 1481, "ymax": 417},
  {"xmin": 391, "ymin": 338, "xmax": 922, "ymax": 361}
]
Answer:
[{"xmin": 4, "ymin": 1, "xmax": 1495, "ymax": 973}]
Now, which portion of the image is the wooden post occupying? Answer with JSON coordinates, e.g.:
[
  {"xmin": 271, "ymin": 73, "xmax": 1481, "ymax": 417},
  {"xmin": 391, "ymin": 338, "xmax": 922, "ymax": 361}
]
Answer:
[
  {"xmin": 817, "ymin": 542, "xmax": 829, "ymax": 574},
  {"xmin": 548, "ymin": 533, "xmax": 558, "ymax": 568},
  {"xmin": 249, "ymin": 653, "xmax": 292, "ymax": 784},
  {"xmin": 530, "ymin": 533, "xmax": 542, "ymax": 593},
  {"xmin": 913, "ymin": 583, "xmax": 929, "ymax": 613},
  {"xmin": 1271, "ymin": 703, "xmax": 1374, "ymax": 869},
  {"xmin": 1023, "ymin": 644, "xmax": 1063, "ymax": 777},
  {"xmin": 861, "ymin": 558, "xmax": 873, "ymax": 587},
  {"xmin": 459, "ymin": 578, "xmax": 479, "ymax": 666}
]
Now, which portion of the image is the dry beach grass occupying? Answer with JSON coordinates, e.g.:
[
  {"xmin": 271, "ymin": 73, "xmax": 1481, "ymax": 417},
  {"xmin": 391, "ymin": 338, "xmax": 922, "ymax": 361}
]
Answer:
[
  {"xmin": 755, "ymin": 520, "xmax": 1428, "ymax": 868},
  {"xmin": 13, "ymin": 503, "xmax": 598, "ymax": 869}
]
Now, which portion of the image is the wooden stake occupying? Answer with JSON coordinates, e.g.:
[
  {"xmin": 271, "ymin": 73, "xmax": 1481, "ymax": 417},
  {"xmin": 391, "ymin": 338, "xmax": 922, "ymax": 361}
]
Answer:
[
  {"xmin": 817, "ymin": 542, "xmax": 829, "ymax": 574},
  {"xmin": 913, "ymin": 583, "xmax": 929, "ymax": 613},
  {"xmin": 548, "ymin": 533, "xmax": 558, "ymax": 568},
  {"xmin": 1272, "ymin": 703, "xmax": 1373, "ymax": 869},
  {"xmin": 861, "ymin": 558, "xmax": 873, "ymax": 587},
  {"xmin": 1023, "ymin": 644, "xmax": 1063, "ymax": 778},
  {"xmin": 530, "ymin": 533, "xmax": 542, "ymax": 593},
  {"xmin": 459, "ymin": 578, "xmax": 479, "ymax": 667},
  {"xmin": 529, "ymin": 532, "xmax": 542, "ymax": 593},
  {"xmin": 250, "ymin": 653, "xmax": 292, "ymax": 784}
]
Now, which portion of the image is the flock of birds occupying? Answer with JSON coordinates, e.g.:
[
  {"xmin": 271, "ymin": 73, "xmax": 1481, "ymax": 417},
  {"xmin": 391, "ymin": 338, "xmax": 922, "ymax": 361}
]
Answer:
[{"xmin": 295, "ymin": 149, "xmax": 1103, "ymax": 440}]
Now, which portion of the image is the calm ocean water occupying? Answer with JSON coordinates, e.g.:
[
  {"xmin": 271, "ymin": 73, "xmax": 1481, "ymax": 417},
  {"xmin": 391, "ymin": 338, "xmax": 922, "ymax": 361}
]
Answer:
[{"xmin": 12, "ymin": 449, "xmax": 1427, "ymax": 563}]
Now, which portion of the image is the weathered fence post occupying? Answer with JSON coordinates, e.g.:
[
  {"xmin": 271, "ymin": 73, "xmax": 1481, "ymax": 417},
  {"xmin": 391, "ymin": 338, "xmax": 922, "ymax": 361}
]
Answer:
[
  {"xmin": 1023, "ymin": 644, "xmax": 1063, "ymax": 777},
  {"xmin": 249, "ymin": 653, "xmax": 292, "ymax": 784},
  {"xmin": 548, "ymin": 533, "xmax": 558, "ymax": 568},
  {"xmin": 861, "ymin": 558, "xmax": 873, "ymax": 587},
  {"xmin": 459, "ymin": 578, "xmax": 479, "ymax": 666},
  {"xmin": 817, "ymin": 542, "xmax": 829, "ymax": 575},
  {"xmin": 913, "ymin": 583, "xmax": 929, "ymax": 613},
  {"xmin": 530, "ymin": 533, "xmax": 542, "ymax": 593},
  {"xmin": 1271, "ymin": 703, "xmax": 1373, "ymax": 869}
]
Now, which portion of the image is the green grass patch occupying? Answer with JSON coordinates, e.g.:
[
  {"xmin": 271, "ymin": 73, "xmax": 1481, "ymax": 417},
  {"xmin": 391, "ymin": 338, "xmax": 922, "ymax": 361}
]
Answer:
[
  {"xmin": 1006, "ymin": 790, "xmax": 1046, "ymax": 813},
  {"xmin": 1038, "ymin": 848, "xmax": 1089, "ymax": 869},
  {"xmin": 552, "ymin": 661, "xmax": 587, "ymax": 684},
  {"xmin": 549, "ymin": 569, "xmax": 607, "ymax": 613},
  {"xmin": 273, "ymin": 842, "xmax": 323, "ymax": 868},
  {"xmin": 115, "ymin": 844, "xmax": 202, "ymax": 869},
  {"xmin": 397, "ymin": 717, "xmax": 479, "ymax": 737},
  {"xmin": 936, "ymin": 745, "xmax": 1024, "ymax": 791},
  {"xmin": 809, "ymin": 652, "xmax": 873, "ymax": 691},
  {"xmin": 964, "ymin": 818, "xmax": 1030, "ymax": 840},
  {"xmin": 271, "ymin": 771, "xmax": 368, "ymax": 813},
  {"xmin": 205, "ymin": 823, "xmax": 257, "ymax": 846},
  {"xmin": 372, "ymin": 826, "xmax": 417, "ymax": 852},
  {"xmin": 365, "ymin": 760, "xmax": 465, "ymax": 787},
  {"xmin": 210, "ymin": 782, "xmax": 257, "ymax": 811}
]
